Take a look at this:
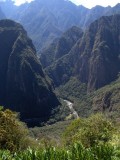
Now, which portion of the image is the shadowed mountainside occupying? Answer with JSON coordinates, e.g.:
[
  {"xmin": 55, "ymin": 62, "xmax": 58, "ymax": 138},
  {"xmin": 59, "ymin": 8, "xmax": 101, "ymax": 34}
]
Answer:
[{"xmin": 0, "ymin": 19, "xmax": 59, "ymax": 126}]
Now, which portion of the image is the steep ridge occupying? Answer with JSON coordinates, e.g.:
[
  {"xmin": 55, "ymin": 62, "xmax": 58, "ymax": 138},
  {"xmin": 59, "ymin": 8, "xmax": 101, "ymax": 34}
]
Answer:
[
  {"xmin": 1, "ymin": 1, "xmax": 120, "ymax": 53},
  {"xmin": 10, "ymin": 0, "xmax": 81, "ymax": 51},
  {"xmin": 106, "ymin": 3, "xmax": 120, "ymax": 15},
  {"xmin": 40, "ymin": 26, "xmax": 83, "ymax": 68},
  {"xmin": 0, "ymin": 19, "xmax": 59, "ymax": 125},
  {"xmin": 76, "ymin": 14, "xmax": 120, "ymax": 92},
  {"xmin": 82, "ymin": 5, "xmax": 110, "ymax": 28},
  {"xmin": 47, "ymin": 15, "xmax": 120, "ymax": 92}
]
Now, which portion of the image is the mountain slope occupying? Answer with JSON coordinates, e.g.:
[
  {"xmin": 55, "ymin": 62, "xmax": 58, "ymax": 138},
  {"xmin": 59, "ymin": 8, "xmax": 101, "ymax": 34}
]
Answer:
[
  {"xmin": 47, "ymin": 15, "xmax": 120, "ymax": 92},
  {"xmin": 0, "ymin": 6, "xmax": 6, "ymax": 19},
  {"xmin": 77, "ymin": 14, "xmax": 120, "ymax": 92},
  {"xmin": 0, "ymin": 19, "xmax": 59, "ymax": 125},
  {"xmin": 0, "ymin": 0, "xmax": 17, "ymax": 18},
  {"xmin": 1, "ymin": 1, "xmax": 120, "ymax": 53},
  {"xmin": 74, "ymin": 78, "xmax": 120, "ymax": 119},
  {"xmin": 40, "ymin": 26, "xmax": 83, "ymax": 68},
  {"xmin": 11, "ymin": 0, "xmax": 81, "ymax": 51},
  {"xmin": 92, "ymin": 78, "xmax": 120, "ymax": 119}
]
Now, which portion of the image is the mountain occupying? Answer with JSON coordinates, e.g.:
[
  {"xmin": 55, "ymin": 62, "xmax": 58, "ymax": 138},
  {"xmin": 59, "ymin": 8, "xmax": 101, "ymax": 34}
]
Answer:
[
  {"xmin": 0, "ymin": 0, "xmax": 17, "ymax": 17},
  {"xmin": 0, "ymin": 19, "xmax": 59, "ymax": 126},
  {"xmin": 0, "ymin": 6, "xmax": 6, "ymax": 19},
  {"xmin": 82, "ymin": 5, "xmax": 111, "ymax": 28},
  {"xmin": 106, "ymin": 3, "xmax": 120, "ymax": 15},
  {"xmin": 91, "ymin": 78, "xmax": 120, "ymax": 119},
  {"xmin": 1, "ymin": 1, "xmax": 120, "ymax": 53},
  {"xmin": 10, "ymin": 0, "xmax": 82, "ymax": 52},
  {"xmin": 76, "ymin": 14, "xmax": 120, "ymax": 92},
  {"xmin": 47, "ymin": 15, "xmax": 120, "ymax": 92},
  {"xmin": 0, "ymin": 0, "xmax": 95, "ymax": 52},
  {"xmin": 40, "ymin": 26, "xmax": 83, "ymax": 68}
]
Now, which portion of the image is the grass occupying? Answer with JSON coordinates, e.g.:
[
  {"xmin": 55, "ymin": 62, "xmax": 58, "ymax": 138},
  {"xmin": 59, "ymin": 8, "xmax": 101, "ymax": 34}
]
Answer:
[{"xmin": 30, "ymin": 120, "xmax": 71, "ymax": 145}]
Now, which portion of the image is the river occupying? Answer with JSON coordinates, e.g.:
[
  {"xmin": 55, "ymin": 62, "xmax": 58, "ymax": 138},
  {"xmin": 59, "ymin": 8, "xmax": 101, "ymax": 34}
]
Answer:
[{"xmin": 64, "ymin": 100, "xmax": 79, "ymax": 119}]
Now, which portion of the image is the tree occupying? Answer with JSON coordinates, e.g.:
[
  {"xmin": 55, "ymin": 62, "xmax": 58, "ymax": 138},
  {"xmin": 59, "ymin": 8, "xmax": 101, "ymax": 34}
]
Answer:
[
  {"xmin": 0, "ymin": 107, "xmax": 29, "ymax": 151},
  {"xmin": 63, "ymin": 113, "xmax": 114, "ymax": 147}
]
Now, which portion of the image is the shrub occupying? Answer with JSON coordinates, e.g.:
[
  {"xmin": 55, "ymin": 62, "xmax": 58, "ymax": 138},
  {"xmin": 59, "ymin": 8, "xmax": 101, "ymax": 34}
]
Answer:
[
  {"xmin": 63, "ymin": 113, "xmax": 115, "ymax": 147},
  {"xmin": 0, "ymin": 107, "xmax": 30, "ymax": 151}
]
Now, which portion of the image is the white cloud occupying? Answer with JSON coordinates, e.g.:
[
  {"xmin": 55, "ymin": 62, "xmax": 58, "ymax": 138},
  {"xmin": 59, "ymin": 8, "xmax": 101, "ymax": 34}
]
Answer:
[
  {"xmin": 70, "ymin": 0, "xmax": 120, "ymax": 8},
  {"xmin": 12, "ymin": 0, "xmax": 33, "ymax": 6}
]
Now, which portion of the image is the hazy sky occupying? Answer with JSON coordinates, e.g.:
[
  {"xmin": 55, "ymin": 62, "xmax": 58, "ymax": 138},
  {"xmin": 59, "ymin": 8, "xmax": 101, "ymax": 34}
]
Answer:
[{"xmin": 10, "ymin": 0, "xmax": 120, "ymax": 8}]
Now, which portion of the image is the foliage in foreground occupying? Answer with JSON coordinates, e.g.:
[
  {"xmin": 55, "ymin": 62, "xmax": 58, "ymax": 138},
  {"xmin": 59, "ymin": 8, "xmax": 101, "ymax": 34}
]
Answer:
[
  {"xmin": 0, "ymin": 108, "xmax": 120, "ymax": 160},
  {"xmin": 0, "ymin": 143, "xmax": 120, "ymax": 160},
  {"xmin": 63, "ymin": 113, "xmax": 118, "ymax": 147},
  {"xmin": 0, "ymin": 107, "xmax": 34, "ymax": 152}
]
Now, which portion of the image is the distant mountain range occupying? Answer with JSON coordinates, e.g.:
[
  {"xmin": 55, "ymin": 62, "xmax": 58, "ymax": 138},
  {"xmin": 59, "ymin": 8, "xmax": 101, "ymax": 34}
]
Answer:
[{"xmin": 0, "ymin": 0, "xmax": 120, "ymax": 52}]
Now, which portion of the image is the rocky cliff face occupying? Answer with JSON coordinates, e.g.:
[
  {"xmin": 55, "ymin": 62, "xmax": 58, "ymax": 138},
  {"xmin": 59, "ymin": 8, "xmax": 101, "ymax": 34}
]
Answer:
[
  {"xmin": 0, "ymin": 19, "xmax": 59, "ymax": 125},
  {"xmin": 76, "ymin": 14, "xmax": 120, "ymax": 92},
  {"xmin": 47, "ymin": 15, "xmax": 120, "ymax": 92},
  {"xmin": 40, "ymin": 26, "xmax": 83, "ymax": 68}
]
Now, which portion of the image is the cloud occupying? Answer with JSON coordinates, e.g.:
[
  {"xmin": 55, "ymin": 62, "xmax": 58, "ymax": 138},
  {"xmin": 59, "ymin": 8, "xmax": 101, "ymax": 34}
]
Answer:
[
  {"xmin": 13, "ymin": 0, "xmax": 33, "ymax": 5},
  {"xmin": 0, "ymin": 0, "xmax": 33, "ymax": 6}
]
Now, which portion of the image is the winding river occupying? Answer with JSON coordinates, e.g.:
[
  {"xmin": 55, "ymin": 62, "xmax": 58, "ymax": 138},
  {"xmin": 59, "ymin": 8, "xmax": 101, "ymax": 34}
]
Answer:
[{"xmin": 64, "ymin": 100, "xmax": 79, "ymax": 119}]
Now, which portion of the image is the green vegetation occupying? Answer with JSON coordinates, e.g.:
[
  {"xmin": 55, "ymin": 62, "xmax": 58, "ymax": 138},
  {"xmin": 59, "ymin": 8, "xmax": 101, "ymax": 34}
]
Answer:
[
  {"xmin": 0, "ymin": 107, "xmax": 34, "ymax": 152},
  {"xmin": 55, "ymin": 77, "xmax": 92, "ymax": 117},
  {"xmin": 63, "ymin": 114, "xmax": 115, "ymax": 147},
  {"xmin": 0, "ymin": 143, "xmax": 119, "ymax": 160},
  {"xmin": 0, "ymin": 109, "xmax": 120, "ymax": 160},
  {"xmin": 30, "ymin": 121, "xmax": 71, "ymax": 145},
  {"xmin": 55, "ymin": 77, "xmax": 87, "ymax": 100},
  {"xmin": 55, "ymin": 77, "xmax": 120, "ymax": 119}
]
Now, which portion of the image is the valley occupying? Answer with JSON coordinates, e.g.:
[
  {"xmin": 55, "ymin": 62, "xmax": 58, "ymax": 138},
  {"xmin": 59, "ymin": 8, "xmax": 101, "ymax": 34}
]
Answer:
[
  {"xmin": 0, "ymin": 0, "xmax": 119, "ymax": 131},
  {"xmin": 0, "ymin": 0, "xmax": 120, "ymax": 159}
]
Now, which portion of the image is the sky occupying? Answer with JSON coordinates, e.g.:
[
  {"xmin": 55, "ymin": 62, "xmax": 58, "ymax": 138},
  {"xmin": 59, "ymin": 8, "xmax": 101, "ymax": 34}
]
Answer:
[
  {"xmin": 3, "ymin": 0, "xmax": 120, "ymax": 8},
  {"xmin": 70, "ymin": 0, "xmax": 120, "ymax": 8}
]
